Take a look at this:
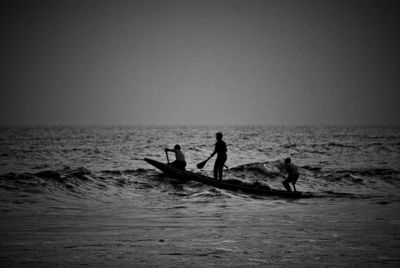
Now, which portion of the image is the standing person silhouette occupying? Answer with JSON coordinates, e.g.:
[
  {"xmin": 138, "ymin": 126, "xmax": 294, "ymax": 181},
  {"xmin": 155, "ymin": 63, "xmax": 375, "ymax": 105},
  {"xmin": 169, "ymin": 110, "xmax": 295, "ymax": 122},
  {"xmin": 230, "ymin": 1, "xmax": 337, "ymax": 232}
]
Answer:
[{"xmin": 210, "ymin": 132, "xmax": 227, "ymax": 180}]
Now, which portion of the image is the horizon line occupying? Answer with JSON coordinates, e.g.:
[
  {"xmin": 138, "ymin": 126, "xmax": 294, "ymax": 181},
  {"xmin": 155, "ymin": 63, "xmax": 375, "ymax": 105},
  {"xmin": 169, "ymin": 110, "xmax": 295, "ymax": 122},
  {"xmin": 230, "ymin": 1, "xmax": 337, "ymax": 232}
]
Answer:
[{"xmin": 1, "ymin": 123, "xmax": 399, "ymax": 128}]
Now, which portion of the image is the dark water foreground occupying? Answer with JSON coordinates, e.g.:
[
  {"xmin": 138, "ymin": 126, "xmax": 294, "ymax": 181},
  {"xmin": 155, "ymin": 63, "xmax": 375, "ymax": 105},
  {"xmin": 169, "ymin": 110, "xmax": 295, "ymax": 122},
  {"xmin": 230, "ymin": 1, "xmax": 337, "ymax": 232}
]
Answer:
[
  {"xmin": 1, "ymin": 197, "xmax": 399, "ymax": 267},
  {"xmin": 1, "ymin": 167, "xmax": 400, "ymax": 267}
]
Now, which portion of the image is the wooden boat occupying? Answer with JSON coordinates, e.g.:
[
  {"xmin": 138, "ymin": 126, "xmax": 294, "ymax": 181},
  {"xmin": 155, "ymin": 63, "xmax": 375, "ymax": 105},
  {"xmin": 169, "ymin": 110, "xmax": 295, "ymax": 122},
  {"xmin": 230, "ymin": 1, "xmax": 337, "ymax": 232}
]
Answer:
[{"xmin": 144, "ymin": 158, "xmax": 312, "ymax": 198}]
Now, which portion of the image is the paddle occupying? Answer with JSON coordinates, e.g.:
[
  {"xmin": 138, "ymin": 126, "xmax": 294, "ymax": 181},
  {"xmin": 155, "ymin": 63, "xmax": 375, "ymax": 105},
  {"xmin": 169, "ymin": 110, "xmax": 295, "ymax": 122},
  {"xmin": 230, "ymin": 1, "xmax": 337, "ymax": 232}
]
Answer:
[
  {"xmin": 197, "ymin": 155, "xmax": 213, "ymax": 169},
  {"xmin": 165, "ymin": 149, "xmax": 170, "ymax": 164}
]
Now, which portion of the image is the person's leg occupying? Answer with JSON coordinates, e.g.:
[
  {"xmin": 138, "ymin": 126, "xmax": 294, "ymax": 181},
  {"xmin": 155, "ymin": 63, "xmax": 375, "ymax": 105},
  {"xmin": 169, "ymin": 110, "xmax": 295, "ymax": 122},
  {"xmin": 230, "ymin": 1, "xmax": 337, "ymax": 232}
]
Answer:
[
  {"xmin": 173, "ymin": 161, "xmax": 186, "ymax": 170},
  {"xmin": 291, "ymin": 174, "xmax": 299, "ymax": 192},
  {"xmin": 213, "ymin": 160, "xmax": 218, "ymax": 180},
  {"xmin": 214, "ymin": 156, "xmax": 226, "ymax": 180},
  {"xmin": 220, "ymin": 156, "xmax": 227, "ymax": 180},
  {"xmin": 283, "ymin": 177, "xmax": 291, "ymax": 191},
  {"xmin": 173, "ymin": 162, "xmax": 182, "ymax": 169},
  {"xmin": 218, "ymin": 164, "xmax": 223, "ymax": 180},
  {"xmin": 177, "ymin": 161, "xmax": 186, "ymax": 171}
]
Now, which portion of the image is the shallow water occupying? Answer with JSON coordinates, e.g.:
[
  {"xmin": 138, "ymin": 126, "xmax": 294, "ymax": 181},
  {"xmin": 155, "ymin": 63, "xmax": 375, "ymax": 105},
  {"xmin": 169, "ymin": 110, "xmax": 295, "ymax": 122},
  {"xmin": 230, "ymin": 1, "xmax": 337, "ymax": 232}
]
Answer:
[{"xmin": 1, "ymin": 126, "xmax": 400, "ymax": 266}]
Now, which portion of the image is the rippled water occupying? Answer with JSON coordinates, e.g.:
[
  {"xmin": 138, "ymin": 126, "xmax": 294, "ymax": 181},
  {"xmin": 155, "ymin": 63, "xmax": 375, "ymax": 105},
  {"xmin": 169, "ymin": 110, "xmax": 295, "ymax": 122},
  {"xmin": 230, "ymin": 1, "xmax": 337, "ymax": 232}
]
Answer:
[
  {"xmin": 1, "ymin": 125, "xmax": 400, "ymax": 195},
  {"xmin": 1, "ymin": 125, "xmax": 400, "ymax": 266}
]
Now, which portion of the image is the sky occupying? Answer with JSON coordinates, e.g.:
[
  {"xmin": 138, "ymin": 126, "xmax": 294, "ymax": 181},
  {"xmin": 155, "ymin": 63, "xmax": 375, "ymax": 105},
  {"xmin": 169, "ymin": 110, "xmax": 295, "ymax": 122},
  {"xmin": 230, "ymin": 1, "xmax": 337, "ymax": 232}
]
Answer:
[{"xmin": 1, "ymin": 0, "xmax": 399, "ymax": 126}]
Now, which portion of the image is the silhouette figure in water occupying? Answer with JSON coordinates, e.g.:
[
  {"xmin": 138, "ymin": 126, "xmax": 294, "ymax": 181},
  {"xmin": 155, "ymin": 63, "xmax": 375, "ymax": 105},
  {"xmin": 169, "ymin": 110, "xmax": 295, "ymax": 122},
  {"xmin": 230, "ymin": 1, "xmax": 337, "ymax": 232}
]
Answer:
[
  {"xmin": 282, "ymin": 157, "xmax": 299, "ymax": 192},
  {"xmin": 165, "ymin": 144, "xmax": 186, "ymax": 170},
  {"xmin": 210, "ymin": 132, "xmax": 227, "ymax": 180}
]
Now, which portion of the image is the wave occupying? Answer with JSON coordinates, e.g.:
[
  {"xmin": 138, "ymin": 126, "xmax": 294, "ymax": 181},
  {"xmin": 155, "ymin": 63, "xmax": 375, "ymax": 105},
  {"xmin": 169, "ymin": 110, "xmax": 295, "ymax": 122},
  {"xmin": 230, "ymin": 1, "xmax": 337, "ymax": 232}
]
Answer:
[
  {"xmin": 231, "ymin": 161, "xmax": 282, "ymax": 176},
  {"xmin": 282, "ymin": 143, "xmax": 296, "ymax": 148},
  {"xmin": 1, "ymin": 162, "xmax": 400, "ymax": 203},
  {"xmin": 325, "ymin": 168, "xmax": 400, "ymax": 179},
  {"xmin": 327, "ymin": 142, "xmax": 358, "ymax": 148},
  {"xmin": 0, "ymin": 167, "xmax": 144, "ymax": 194}
]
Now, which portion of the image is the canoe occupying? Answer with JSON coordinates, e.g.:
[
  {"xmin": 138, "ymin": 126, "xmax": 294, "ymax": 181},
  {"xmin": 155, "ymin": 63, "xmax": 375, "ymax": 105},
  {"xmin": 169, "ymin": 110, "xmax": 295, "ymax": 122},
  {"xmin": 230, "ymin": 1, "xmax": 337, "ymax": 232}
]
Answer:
[{"xmin": 144, "ymin": 158, "xmax": 311, "ymax": 198}]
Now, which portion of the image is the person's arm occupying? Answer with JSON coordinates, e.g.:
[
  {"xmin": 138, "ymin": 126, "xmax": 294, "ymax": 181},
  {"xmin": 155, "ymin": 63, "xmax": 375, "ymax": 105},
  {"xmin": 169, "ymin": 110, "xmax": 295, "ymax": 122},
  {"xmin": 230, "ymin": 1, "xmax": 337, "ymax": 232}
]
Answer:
[
  {"xmin": 210, "ymin": 143, "xmax": 217, "ymax": 157},
  {"xmin": 165, "ymin": 148, "xmax": 174, "ymax": 153}
]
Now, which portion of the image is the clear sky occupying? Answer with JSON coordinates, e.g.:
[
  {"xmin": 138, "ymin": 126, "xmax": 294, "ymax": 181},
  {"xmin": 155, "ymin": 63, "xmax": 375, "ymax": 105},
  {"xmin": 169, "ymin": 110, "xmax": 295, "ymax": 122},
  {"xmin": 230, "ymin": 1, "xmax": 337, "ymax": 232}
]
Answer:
[{"xmin": 1, "ymin": 0, "xmax": 399, "ymax": 126}]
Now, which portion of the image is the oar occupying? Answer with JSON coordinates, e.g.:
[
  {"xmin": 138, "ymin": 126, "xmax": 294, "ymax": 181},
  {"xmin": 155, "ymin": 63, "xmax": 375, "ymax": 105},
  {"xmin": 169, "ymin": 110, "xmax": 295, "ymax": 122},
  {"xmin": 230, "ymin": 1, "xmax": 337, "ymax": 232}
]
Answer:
[
  {"xmin": 197, "ymin": 155, "xmax": 213, "ymax": 169},
  {"xmin": 165, "ymin": 150, "xmax": 170, "ymax": 164}
]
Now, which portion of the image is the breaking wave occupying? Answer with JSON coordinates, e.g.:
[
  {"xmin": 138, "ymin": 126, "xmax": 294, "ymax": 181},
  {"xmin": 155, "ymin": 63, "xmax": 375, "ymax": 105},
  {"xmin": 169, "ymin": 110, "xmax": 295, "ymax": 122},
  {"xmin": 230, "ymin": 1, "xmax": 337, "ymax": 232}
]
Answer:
[{"xmin": 1, "ymin": 160, "xmax": 400, "ymax": 204}]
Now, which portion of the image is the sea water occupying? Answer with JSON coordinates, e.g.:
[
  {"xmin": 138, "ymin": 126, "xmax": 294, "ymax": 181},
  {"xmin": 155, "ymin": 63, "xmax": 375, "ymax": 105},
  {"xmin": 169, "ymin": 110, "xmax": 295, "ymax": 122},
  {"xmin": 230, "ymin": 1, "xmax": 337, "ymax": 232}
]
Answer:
[{"xmin": 1, "ymin": 125, "xmax": 400, "ymax": 266}]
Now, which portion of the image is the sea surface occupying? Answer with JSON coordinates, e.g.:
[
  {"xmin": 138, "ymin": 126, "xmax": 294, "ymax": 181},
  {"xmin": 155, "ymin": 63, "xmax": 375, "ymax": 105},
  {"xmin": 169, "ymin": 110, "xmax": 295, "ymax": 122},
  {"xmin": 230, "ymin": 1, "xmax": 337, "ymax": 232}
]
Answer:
[{"xmin": 1, "ymin": 125, "xmax": 400, "ymax": 267}]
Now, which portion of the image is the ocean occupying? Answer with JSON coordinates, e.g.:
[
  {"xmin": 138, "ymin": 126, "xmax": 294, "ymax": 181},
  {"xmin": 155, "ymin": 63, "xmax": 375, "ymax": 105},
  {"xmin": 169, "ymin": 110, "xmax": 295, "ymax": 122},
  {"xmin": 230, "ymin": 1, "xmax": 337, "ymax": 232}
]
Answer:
[{"xmin": 1, "ymin": 125, "xmax": 400, "ymax": 267}]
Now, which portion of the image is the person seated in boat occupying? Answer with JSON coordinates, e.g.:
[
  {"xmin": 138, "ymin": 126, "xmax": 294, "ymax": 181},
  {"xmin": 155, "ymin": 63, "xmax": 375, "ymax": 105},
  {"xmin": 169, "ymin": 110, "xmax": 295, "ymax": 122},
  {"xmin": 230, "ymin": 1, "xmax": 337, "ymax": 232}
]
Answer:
[
  {"xmin": 282, "ymin": 157, "xmax": 299, "ymax": 192},
  {"xmin": 210, "ymin": 132, "xmax": 227, "ymax": 181},
  {"xmin": 165, "ymin": 144, "xmax": 186, "ymax": 170}
]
